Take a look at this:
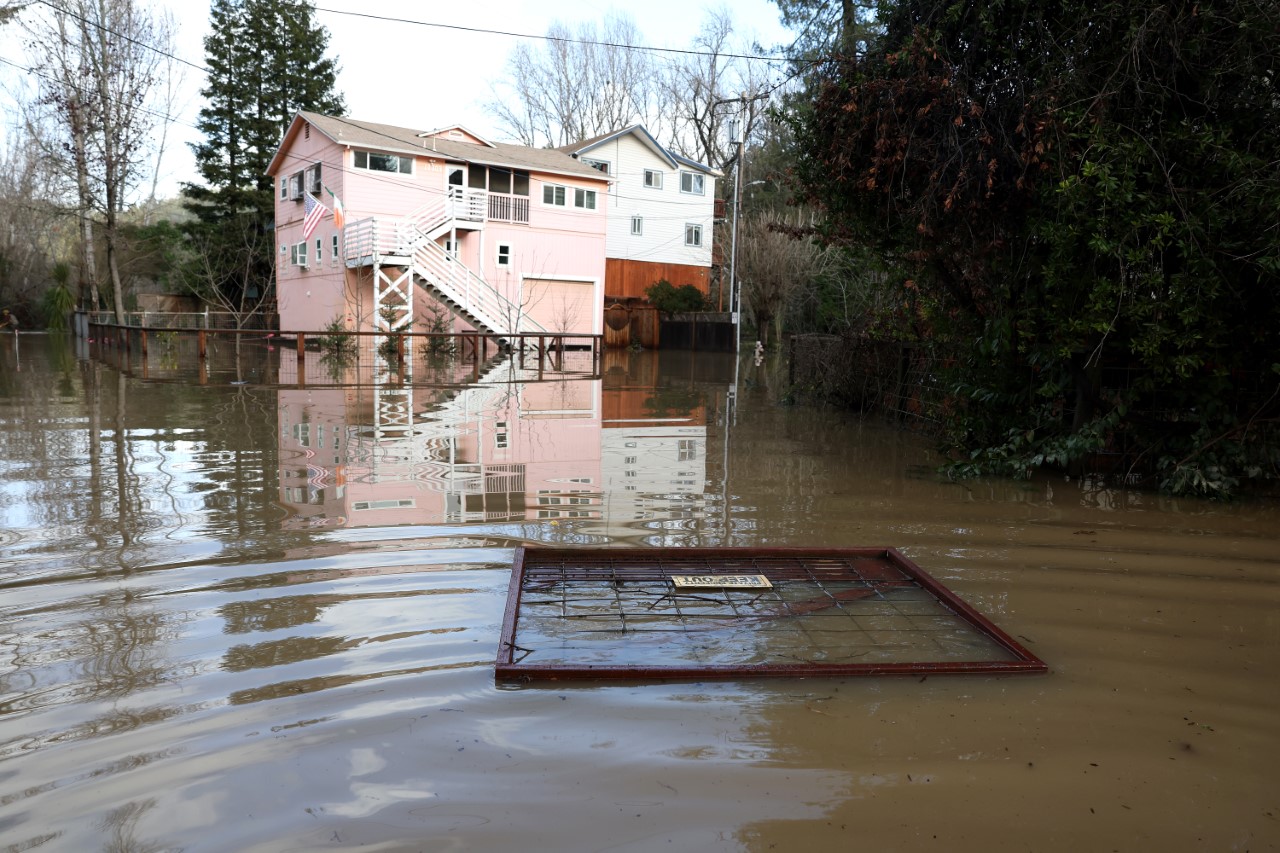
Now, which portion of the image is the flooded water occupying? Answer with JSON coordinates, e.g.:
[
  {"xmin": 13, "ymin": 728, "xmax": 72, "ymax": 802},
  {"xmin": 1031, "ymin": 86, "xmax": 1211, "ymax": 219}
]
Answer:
[{"xmin": 2, "ymin": 333, "xmax": 1278, "ymax": 852}]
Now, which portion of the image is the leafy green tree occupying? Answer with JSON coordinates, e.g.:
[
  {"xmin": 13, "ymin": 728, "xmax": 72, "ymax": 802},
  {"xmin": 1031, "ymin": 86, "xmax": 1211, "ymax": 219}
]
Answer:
[
  {"xmin": 785, "ymin": 0, "xmax": 1280, "ymax": 495},
  {"xmin": 645, "ymin": 280, "xmax": 708, "ymax": 314},
  {"xmin": 184, "ymin": 0, "xmax": 344, "ymax": 310}
]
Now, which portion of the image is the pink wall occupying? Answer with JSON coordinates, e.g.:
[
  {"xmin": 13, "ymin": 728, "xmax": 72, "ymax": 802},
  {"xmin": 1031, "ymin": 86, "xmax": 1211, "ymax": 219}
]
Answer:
[{"xmin": 272, "ymin": 117, "xmax": 608, "ymax": 334}]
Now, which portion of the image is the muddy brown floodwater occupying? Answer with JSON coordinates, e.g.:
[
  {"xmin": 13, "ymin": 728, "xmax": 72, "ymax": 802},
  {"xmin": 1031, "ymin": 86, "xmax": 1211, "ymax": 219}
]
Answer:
[{"xmin": 1, "ymin": 334, "xmax": 1278, "ymax": 852}]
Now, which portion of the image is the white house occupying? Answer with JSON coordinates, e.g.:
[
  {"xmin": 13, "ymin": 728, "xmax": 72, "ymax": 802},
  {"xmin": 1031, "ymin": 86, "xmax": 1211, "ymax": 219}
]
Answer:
[{"xmin": 559, "ymin": 126, "xmax": 720, "ymax": 302}]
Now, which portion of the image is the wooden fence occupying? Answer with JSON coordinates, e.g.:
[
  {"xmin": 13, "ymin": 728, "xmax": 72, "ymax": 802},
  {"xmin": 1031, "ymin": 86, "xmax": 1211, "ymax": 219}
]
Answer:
[{"xmin": 80, "ymin": 314, "xmax": 603, "ymax": 384}]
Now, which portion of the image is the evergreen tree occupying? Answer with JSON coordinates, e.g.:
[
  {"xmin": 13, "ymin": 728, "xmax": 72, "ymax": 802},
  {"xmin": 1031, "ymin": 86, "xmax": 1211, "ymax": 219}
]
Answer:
[{"xmin": 183, "ymin": 0, "xmax": 344, "ymax": 311}]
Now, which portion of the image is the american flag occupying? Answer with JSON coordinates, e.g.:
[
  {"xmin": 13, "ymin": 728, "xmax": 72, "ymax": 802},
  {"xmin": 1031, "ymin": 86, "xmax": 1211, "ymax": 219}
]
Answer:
[{"xmin": 302, "ymin": 192, "xmax": 329, "ymax": 240}]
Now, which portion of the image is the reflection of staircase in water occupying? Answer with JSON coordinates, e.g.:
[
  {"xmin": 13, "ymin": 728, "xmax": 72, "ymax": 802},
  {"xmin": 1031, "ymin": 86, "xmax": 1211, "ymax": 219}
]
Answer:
[{"xmin": 348, "ymin": 354, "xmax": 549, "ymax": 521}]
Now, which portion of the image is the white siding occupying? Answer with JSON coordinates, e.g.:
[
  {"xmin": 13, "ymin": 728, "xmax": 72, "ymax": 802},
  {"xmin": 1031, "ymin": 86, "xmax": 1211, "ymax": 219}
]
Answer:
[{"xmin": 583, "ymin": 134, "xmax": 715, "ymax": 268}]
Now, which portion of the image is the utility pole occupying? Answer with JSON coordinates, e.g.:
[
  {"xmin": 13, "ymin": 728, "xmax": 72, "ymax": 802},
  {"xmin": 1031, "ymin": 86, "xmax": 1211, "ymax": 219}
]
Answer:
[{"xmin": 728, "ymin": 94, "xmax": 746, "ymax": 355}]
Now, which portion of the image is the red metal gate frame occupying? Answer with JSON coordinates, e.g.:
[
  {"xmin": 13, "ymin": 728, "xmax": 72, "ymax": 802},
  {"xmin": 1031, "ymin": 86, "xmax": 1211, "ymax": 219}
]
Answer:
[{"xmin": 496, "ymin": 546, "xmax": 1048, "ymax": 682}]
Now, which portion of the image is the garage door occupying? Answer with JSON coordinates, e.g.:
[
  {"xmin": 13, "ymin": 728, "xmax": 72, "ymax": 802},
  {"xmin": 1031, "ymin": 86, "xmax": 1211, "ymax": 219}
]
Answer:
[{"xmin": 522, "ymin": 278, "xmax": 595, "ymax": 335}]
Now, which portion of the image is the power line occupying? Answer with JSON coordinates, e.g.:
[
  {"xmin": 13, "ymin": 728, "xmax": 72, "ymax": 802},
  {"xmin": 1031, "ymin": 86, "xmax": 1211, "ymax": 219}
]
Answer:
[
  {"xmin": 310, "ymin": 5, "xmax": 800, "ymax": 65},
  {"xmin": 33, "ymin": 0, "xmax": 211, "ymax": 75}
]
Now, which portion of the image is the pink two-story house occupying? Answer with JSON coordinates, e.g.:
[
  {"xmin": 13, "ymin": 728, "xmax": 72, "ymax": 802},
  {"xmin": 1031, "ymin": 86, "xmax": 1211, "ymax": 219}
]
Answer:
[{"xmin": 267, "ymin": 112, "xmax": 611, "ymax": 337}]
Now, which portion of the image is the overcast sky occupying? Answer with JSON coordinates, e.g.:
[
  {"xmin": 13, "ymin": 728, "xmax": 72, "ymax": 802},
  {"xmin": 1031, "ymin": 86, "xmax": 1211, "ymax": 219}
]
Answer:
[{"xmin": 1, "ymin": 0, "xmax": 796, "ymax": 200}]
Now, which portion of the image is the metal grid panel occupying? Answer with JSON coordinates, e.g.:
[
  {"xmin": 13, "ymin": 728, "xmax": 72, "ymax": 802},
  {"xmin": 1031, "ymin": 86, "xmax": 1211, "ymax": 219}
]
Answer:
[{"xmin": 497, "ymin": 547, "xmax": 1048, "ymax": 682}]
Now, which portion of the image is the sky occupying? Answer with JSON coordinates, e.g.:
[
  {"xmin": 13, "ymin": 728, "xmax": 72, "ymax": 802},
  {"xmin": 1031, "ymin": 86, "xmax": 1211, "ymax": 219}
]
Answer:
[{"xmin": 2, "ymin": 0, "xmax": 798, "ymax": 201}]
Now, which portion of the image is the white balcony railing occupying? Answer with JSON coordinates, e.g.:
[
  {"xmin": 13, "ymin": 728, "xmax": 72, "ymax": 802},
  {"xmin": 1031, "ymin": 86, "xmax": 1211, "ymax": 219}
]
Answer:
[{"xmin": 487, "ymin": 193, "xmax": 530, "ymax": 224}]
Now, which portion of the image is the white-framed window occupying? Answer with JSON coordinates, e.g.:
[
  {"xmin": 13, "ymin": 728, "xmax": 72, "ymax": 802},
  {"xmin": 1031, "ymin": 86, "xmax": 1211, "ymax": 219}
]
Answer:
[
  {"xmin": 315, "ymin": 237, "xmax": 322, "ymax": 262},
  {"xmin": 684, "ymin": 223, "xmax": 703, "ymax": 247},
  {"xmin": 542, "ymin": 183, "xmax": 566, "ymax": 206},
  {"xmin": 289, "ymin": 173, "xmax": 304, "ymax": 201},
  {"xmin": 496, "ymin": 243, "xmax": 511, "ymax": 266},
  {"xmin": 630, "ymin": 216, "xmax": 643, "ymax": 236},
  {"xmin": 543, "ymin": 184, "xmax": 597, "ymax": 209},
  {"xmin": 353, "ymin": 499, "xmax": 415, "ymax": 511},
  {"xmin": 331, "ymin": 234, "xmax": 339, "ymax": 261},
  {"xmin": 680, "ymin": 171, "xmax": 705, "ymax": 195},
  {"xmin": 581, "ymin": 157, "xmax": 610, "ymax": 174},
  {"xmin": 290, "ymin": 241, "xmax": 309, "ymax": 267},
  {"xmin": 305, "ymin": 162, "xmax": 322, "ymax": 193},
  {"xmin": 444, "ymin": 239, "xmax": 459, "ymax": 257},
  {"xmin": 353, "ymin": 149, "xmax": 413, "ymax": 174},
  {"xmin": 279, "ymin": 177, "xmax": 288, "ymax": 200},
  {"xmin": 643, "ymin": 169, "xmax": 663, "ymax": 189}
]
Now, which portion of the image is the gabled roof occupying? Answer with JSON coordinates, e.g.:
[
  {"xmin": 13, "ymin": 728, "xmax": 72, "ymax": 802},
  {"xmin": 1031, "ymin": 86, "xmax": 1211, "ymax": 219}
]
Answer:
[
  {"xmin": 266, "ymin": 112, "xmax": 610, "ymax": 183},
  {"xmin": 417, "ymin": 125, "xmax": 495, "ymax": 147},
  {"xmin": 559, "ymin": 125, "xmax": 722, "ymax": 177}
]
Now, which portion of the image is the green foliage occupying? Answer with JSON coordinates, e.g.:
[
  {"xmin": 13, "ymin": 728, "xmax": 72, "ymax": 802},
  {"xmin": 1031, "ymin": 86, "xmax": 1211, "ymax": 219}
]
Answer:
[
  {"xmin": 784, "ymin": 0, "xmax": 1280, "ymax": 496},
  {"xmin": 644, "ymin": 279, "xmax": 707, "ymax": 314},
  {"xmin": 376, "ymin": 307, "xmax": 406, "ymax": 362},
  {"xmin": 40, "ymin": 263, "xmax": 75, "ymax": 331},
  {"xmin": 418, "ymin": 303, "xmax": 455, "ymax": 357},
  {"xmin": 184, "ymin": 0, "xmax": 345, "ymax": 307},
  {"xmin": 316, "ymin": 314, "xmax": 354, "ymax": 357}
]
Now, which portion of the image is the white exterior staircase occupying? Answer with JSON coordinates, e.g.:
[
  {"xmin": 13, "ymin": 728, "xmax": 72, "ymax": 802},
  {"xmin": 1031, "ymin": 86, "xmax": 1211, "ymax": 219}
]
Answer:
[{"xmin": 343, "ymin": 188, "xmax": 547, "ymax": 338}]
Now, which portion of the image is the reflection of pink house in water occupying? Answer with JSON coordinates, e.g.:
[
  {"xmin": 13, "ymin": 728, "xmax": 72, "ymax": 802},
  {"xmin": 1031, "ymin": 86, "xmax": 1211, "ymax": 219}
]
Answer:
[
  {"xmin": 277, "ymin": 356, "xmax": 710, "ymax": 530},
  {"xmin": 277, "ymin": 361, "xmax": 604, "ymax": 529},
  {"xmin": 267, "ymin": 112, "xmax": 609, "ymax": 338}
]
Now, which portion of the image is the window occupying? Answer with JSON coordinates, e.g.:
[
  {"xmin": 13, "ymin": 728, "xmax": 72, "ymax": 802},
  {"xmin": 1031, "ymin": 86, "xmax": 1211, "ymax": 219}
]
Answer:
[
  {"xmin": 444, "ymin": 239, "xmax": 459, "ymax": 257},
  {"xmin": 542, "ymin": 183, "xmax": 566, "ymax": 206},
  {"xmin": 497, "ymin": 243, "xmax": 511, "ymax": 266},
  {"xmin": 291, "ymin": 241, "xmax": 309, "ymax": 267},
  {"xmin": 279, "ymin": 177, "xmax": 288, "ymax": 200},
  {"xmin": 544, "ymin": 184, "xmax": 597, "ymax": 209},
  {"xmin": 331, "ymin": 234, "xmax": 339, "ymax": 261},
  {"xmin": 289, "ymin": 173, "xmax": 303, "ymax": 201},
  {"xmin": 684, "ymin": 224, "xmax": 703, "ymax": 247},
  {"xmin": 643, "ymin": 169, "xmax": 663, "ymax": 189},
  {"xmin": 630, "ymin": 216, "xmax": 643, "ymax": 236},
  {"xmin": 305, "ymin": 163, "xmax": 322, "ymax": 193},
  {"xmin": 581, "ymin": 157, "xmax": 610, "ymax": 174},
  {"xmin": 680, "ymin": 171, "xmax": 705, "ymax": 195},
  {"xmin": 488, "ymin": 167, "xmax": 512, "ymax": 194},
  {"xmin": 353, "ymin": 499, "xmax": 415, "ymax": 511},
  {"xmin": 354, "ymin": 149, "xmax": 412, "ymax": 174}
]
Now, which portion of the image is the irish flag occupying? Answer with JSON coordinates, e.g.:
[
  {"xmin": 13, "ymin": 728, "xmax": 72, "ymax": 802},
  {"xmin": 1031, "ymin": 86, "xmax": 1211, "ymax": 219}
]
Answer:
[{"xmin": 326, "ymin": 186, "xmax": 345, "ymax": 230}]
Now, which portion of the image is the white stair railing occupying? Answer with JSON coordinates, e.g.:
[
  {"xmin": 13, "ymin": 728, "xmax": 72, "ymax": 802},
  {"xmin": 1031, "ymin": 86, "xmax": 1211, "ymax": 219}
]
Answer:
[
  {"xmin": 344, "ymin": 190, "xmax": 548, "ymax": 337},
  {"xmin": 409, "ymin": 238, "xmax": 547, "ymax": 336}
]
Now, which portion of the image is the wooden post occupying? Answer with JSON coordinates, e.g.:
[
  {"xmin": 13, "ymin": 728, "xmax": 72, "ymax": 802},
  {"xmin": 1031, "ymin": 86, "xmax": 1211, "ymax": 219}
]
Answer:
[
  {"xmin": 538, "ymin": 336, "xmax": 546, "ymax": 377},
  {"xmin": 296, "ymin": 333, "xmax": 306, "ymax": 376},
  {"xmin": 197, "ymin": 329, "xmax": 207, "ymax": 363},
  {"xmin": 140, "ymin": 328, "xmax": 148, "ymax": 359}
]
